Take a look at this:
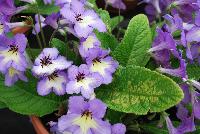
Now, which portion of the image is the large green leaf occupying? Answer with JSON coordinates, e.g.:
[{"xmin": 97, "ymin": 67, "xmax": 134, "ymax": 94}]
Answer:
[
  {"xmin": 0, "ymin": 101, "xmax": 6, "ymax": 109},
  {"xmin": 113, "ymin": 14, "xmax": 152, "ymax": 67},
  {"xmin": 96, "ymin": 66, "xmax": 184, "ymax": 115},
  {"xmin": 187, "ymin": 64, "xmax": 200, "ymax": 80},
  {"xmin": 21, "ymin": 0, "xmax": 60, "ymax": 15},
  {"xmin": 0, "ymin": 72, "xmax": 66, "ymax": 116},
  {"xmin": 95, "ymin": 31, "xmax": 119, "ymax": 51}
]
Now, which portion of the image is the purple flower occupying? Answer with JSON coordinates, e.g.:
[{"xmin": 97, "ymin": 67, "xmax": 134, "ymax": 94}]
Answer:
[
  {"xmin": 191, "ymin": 91, "xmax": 200, "ymax": 119},
  {"xmin": 60, "ymin": 0, "xmax": 106, "ymax": 38},
  {"xmin": 149, "ymin": 28, "xmax": 180, "ymax": 66},
  {"xmin": 190, "ymin": 44, "xmax": 200, "ymax": 63},
  {"xmin": 163, "ymin": 14, "xmax": 183, "ymax": 33},
  {"xmin": 186, "ymin": 27, "xmax": 200, "ymax": 43},
  {"xmin": 57, "ymin": 96, "xmax": 111, "ymax": 134},
  {"xmin": 4, "ymin": 67, "xmax": 27, "ymax": 86},
  {"xmin": 176, "ymin": 104, "xmax": 196, "ymax": 133},
  {"xmin": 79, "ymin": 33, "xmax": 100, "ymax": 58},
  {"xmin": 43, "ymin": 0, "xmax": 52, "ymax": 4},
  {"xmin": 169, "ymin": 0, "xmax": 198, "ymax": 22},
  {"xmin": 165, "ymin": 105, "xmax": 196, "ymax": 134},
  {"xmin": 143, "ymin": 0, "xmax": 168, "ymax": 22},
  {"xmin": 0, "ymin": 34, "xmax": 28, "ymax": 73},
  {"xmin": 0, "ymin": 0, "xmax": 16, "ymax": 16},
  {"xmin": 157, "ymin": 58, "xmax": 187, "ymax": 78},
  {"xmin": 33, "ymin": 14, "xmax": 46, "ymax": 34},
  {"xmin": 180, "ymin": 84, "xmax": 191, "ymax": 104},
  {"xmin": 105, "ymin": 0, "xmax": 126, "ymax": 10},
  {"xmin": 86, "ymin": 48, "xmax": 118, "ymax": 84},
  {"xmin": 44, "ymin": 13, "xmax": 60, "ymax": 29},
  {"xmin": 37, "ymin": 71, "xmax": 67, "ymax": 96},
  {"xmin": 165, "ymin": 116, "xmax": 182, "ymax": 134},
  {"xmin": 111, "ymin": 123, "xmax": 126, "ymax": 134},
  {"xmin": 49, "ymin": 121, "xmax": 72, "ymax": 134},
  {"xmin": 66, "ymin": 64, "xmax": 103, "ymax": 99},
  {"xmin": 32, "ymin": 48, "xmax": 72, "ymax": 76}
]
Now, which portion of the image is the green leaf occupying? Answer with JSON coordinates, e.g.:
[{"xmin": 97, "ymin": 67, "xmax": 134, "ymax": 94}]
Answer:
[
  {"xmin": 95, "ymin": 31, "xmax": 119, "ymax": 51},
  {"xmin": 51, "ymin": 38, "xmax": 66, "ymax": 56},
  {"xmin": 0, "ymin": 101, "xmax": 6, "ymax": 109},
  {"xmin": 22, "ymin": 0, "xmax": 60, "ymax": 15},
  {"xmin": 96, "ymin": 66, "xmax": 184, "ymax": 115},
  {"xmin": 110, "ymin": 16, "xmax": 124, "ymax": 31},
  {"xmin": 0, "ymin": 72, "xmax": 66, "ymax": 116},
  {"xmin": 105, "ymin": 109, "xmax": 124, "ymax": 124},
  {"xmin": 26, "ymin": 48, "xmax": 41, "ymax": 59},
  {"xmin": 97, "ymin": 9, "xmax": 111, "ymax": 32},
  {"xmin": 113, "ymin": 14, "xmax": 152, "ymax": 67},
  {"xmin": 187, "ymin": 64, "xmax": 200, "ymax": 80}
]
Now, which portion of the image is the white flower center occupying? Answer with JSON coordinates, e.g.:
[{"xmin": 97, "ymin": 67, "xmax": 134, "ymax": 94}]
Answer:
[
  {"xmin": 72, "ymin": 111, "xmax": 97, "ymax": 134},
  {"xmin": 83, "ymin": 35, "xmax": 96, "ymax": 50},
  {"xmin": 91, "ymin": 60, "xmax": 110, "ymax": 76},
  {"xmin": 0, "ymin": 24, "xmax": 4, "ymax": 34},
  {"xmin": 8, "ymin": 67, "xmax": 19, "ymax": 77}
]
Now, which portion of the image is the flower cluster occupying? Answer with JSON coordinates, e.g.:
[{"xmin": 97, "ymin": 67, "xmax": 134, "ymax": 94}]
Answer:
[
  {"xmin": 0, "ymin": 0, "xmax": 125, "ymax": 133},
  {"xmin": 50, "ymin": 96, "xmax": 126, "ymax": 134},
  {"xmin": 148, "ymin": 0, "xmax": 200, "ymax": 133}
]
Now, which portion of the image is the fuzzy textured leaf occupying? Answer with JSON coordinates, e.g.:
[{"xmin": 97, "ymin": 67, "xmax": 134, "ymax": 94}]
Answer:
[
  {"xmin": 96, "ymin": 66, "xmax": 184, "ymax": 115},
  {"xmin": 113, "ymin": 14, "xmax": 151, "ymax": 67},
  {"xmin": 51, "ymin": 38, "xmax": 66, "ymax": 56},
  {"xmin": 187, "ymin": 64, "xmax": 200, "ymax": 80},
  {"xmin": 0, "ymin": 101, "xmax": 6, "ymax": 109},
  {"xmin": 95, "ymin": 31, "xmax": 118, "ymax": 51},
  {"xmin": 110, "ymin": 16, "xmax": 124, "ymax": 31},
  {"xmin": 0, "ymin": 72, "xmax": 66, "ymax": 116}
]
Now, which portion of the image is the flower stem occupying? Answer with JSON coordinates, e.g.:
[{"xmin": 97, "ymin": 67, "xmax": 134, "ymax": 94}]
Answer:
[
  {"xmin": 38, "ymin": 13, "xmax": 47, "ymax": 47},
  {"xmin": 49, "ymin": 29, "xmax": 58, "ymax": 46},
  {"xmin": 33, "ymin": 27, "xmax": 43, "ymax": 49}
]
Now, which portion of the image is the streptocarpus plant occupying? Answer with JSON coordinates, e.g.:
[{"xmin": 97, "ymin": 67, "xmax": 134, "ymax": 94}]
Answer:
[{"xmin": 1, "ymin": 0, "xmax": 199, "ymax": 134}]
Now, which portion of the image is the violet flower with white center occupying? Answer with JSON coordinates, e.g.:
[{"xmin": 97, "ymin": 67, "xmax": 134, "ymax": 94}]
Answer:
[
  {"xmin": 58, "ymin": 96, "xmax": 112, "ymax": 134},
  {"xmin": 60, "ymin": 0, "xmax": 106, "ymax": 38},
  {"xmin": 4, "ymin": 67, "xmax": 28, "ymax": 86},
  {"xmin": 86, "ymin": 48, "xmax": 118, "ymax": 84},
  {"xmin": 32, "ymin": 48, "xmax": 72, "ymax": 77},
  {"xmin": 37, "ymin": 71, "xmax": 67, "ymax": 96},
  {"xmin": 157, "ymin": 58, "xmax": 187, "ymax": 78},
  {"xmin": 105, "ymin": 0, "xmax": 126, "ymax": 10},
  {"xmin": 66, "ymin": 64, "xmax": 103, "ymax": 99},
  {"xmin": 79, "ymin": 33, "xmax": 100, "ymax": 58},
  {"xmin": 0, "ymin": 34, "xmax": 28, "ymax": 72},
  {"xmin": 149, "ymin": 28, "xmax": 180, "ymax": 59},
  {"xmin": 111, "ymin": 123, "xmax": 126, "ymax": 134}
]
